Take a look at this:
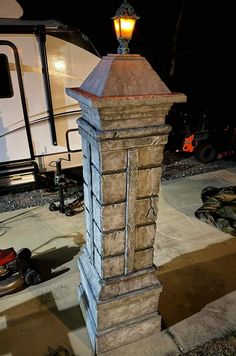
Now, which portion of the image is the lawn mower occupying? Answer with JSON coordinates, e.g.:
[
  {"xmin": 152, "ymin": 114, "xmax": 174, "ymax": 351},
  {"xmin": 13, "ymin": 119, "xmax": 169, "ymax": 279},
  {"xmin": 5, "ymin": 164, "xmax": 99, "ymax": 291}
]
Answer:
[
  {"xmin": 0, "ymin": 247, "xmax": 41, "ymax": 297},
  {"xmin": 166, "ymin": 105, "xmax": 236, "ymax": 163}
]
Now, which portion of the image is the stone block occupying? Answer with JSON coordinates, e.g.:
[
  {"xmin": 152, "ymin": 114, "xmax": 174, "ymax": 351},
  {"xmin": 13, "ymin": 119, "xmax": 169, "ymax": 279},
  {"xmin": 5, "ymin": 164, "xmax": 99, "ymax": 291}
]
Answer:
[
  {"xmin": 100, "ymin": 269, "xmax": 162, "ymax": 299},
  {"xmin": 80, "ymin": 105, "xmax": 101, "ymax": 130},
  {"xmin": 85, "ymin": 230, "xmax": 92, "ymax": 257},
  {"xmin": 100, "ymin": 134, "xmax": 168, "ymax": 151},
  {"xmin": 84, "ymin": 207, "xmax": 92, "ymax": 236},
  {"xmin": 91, "ymin": 148, "xmax": 127, "ymax": 173},
  {"xmin": 92, "ymin": 166, "xmax": 126, "ymax": 205},
  {"xmin": 99, "ymin": 105, "xmax": 171, "ymax": 120},
  {"xmin": 82, "ymin": 155, "xmax": 90, "ymax": 184},
  {"xmin": 137, "ymin": 167, "xmax": 162, "ymax": 198},
  {"xmin": 97, "ymin": 116, "xmax": 166, "ymax": 131},
  {"xmin": 94, "ymin": 248, "xmax": 124, "ymax": 279},
  {"xmin": 91, "ymin": 145, "xmax": 100, "ymax": 169},
  {"xmin": 83, "ymin": 183, "xmax": 91, "ymax": 211},
  {"xmin": 93, "ymin": 197, "xmax": 126, "ymax": 232},
  {"xmin": 135, "ymin": 224, "xmax": 156, "ymax": 250},
  {"xmin": 136, "ymin": 197, "xmax": 159, "ymax": 225},
  {"xmin": 95, "ymin": 103, "xmax": 172, "ymax": 131},
  {"xmin": 138, "ymin": 145, "xmax": 165, "ymax": 168},
  {"xmin": 96, "ymin": 312, "xmax": 161, "ymax": 354},
  {"xmin": 134, "ymin": 248, "xmax": 154, "ymax": 271},
  {"xmin": 97, "ymin": 286, "xmax": 162, "ymax": 330},
  {"xmin": 93, "ymin": 223, "xmax": 125, "ymax": 257},
  {"xmin": 81, "ymin": 138, "xmax": 89, "ymax": 158}
]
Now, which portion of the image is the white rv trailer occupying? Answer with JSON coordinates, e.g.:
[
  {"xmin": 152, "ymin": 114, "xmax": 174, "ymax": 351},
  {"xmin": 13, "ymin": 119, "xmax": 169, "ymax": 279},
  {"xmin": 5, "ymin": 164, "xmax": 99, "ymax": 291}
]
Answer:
[{"xmin": 0, "ymin": 18, "xmax": 100, "ymax": 189}]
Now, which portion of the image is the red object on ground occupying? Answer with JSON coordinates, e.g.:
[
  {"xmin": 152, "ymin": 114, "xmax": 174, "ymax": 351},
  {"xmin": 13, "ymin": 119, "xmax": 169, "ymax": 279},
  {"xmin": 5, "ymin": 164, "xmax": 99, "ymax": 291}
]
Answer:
[{"xmin": 0, "ymin": 248, "xmax": 17, "ymax": 266}]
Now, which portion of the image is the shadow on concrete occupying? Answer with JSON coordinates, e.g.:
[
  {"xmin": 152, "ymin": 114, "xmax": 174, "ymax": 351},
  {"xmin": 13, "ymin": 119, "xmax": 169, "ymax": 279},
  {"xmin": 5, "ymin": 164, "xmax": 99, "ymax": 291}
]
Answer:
[
  {"xmin": 0, "ymin": 292, "xmax": 92, "ymax": 355},
  {"xmin": 157, "ymin": 237, "xmax": 236, "ymax": 328},
  {"xmin": 31, "ymin": 245, "xmax": 81, "ymax": 282}
]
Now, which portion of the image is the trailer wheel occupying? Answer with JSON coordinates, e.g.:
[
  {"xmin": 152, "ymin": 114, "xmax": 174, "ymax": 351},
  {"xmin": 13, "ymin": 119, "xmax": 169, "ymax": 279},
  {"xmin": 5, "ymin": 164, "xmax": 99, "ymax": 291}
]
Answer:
[
  {"xmin": 65, "ymin": 207, "xmax": 73, "ymax": 216},
  {"xmin": 49, "ymin": 202, "xmax": 57, "ymax": 211},
  {"xmin": 195, "ymin": 141, "xmax": 217, "ymax": 163}
]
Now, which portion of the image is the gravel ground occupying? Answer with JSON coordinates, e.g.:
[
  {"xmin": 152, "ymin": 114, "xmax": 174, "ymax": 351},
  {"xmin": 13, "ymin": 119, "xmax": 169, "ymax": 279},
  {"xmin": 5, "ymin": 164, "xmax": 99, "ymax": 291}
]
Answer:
[
  {"xmin": 183, "ymin": 331, "xmax": 236, "ymax": 355},
  {"xmin": 162, "ymin": 151, "xmax": 236, "ymax": 182},
  {"xmin": 0, "ymin": 185, "xmax": 82, "ymax": 213},
  {"xmin": 0, "ymin": 152, "xmax": 235, "ymax": 213}
]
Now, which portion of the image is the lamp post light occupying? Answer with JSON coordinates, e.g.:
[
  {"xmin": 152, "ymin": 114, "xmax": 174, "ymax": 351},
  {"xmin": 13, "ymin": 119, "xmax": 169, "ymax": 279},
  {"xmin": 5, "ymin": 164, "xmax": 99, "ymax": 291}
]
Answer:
[{"xmin": 112, "ymin": 0, "xmax": 139, "ymax": 54}]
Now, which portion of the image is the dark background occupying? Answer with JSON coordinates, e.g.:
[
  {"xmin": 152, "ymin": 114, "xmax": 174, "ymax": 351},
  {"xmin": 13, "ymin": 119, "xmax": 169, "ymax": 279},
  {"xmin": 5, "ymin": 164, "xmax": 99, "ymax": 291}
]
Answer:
[{"xmin": 18, "ymin": 0, "xmax": 235, "ymax": 128}]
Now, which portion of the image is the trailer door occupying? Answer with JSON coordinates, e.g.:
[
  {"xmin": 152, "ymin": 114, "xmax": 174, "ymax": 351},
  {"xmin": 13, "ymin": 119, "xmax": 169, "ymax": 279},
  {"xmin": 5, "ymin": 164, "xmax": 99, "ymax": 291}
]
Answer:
[{"xmin": 0, "ymin": 41, "xmax": 34, "ymax": 164}]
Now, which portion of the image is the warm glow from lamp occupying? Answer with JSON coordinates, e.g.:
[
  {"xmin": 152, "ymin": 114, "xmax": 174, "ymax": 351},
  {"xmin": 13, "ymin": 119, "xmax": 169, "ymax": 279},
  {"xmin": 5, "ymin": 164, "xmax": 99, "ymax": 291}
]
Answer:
[
  {"xmin": 114, "ymin": 18, "xmax": 136, "ymax": 41},
  {"xmin": 112, "ymin": 0, "xmax": 139, "ymax": 54}
]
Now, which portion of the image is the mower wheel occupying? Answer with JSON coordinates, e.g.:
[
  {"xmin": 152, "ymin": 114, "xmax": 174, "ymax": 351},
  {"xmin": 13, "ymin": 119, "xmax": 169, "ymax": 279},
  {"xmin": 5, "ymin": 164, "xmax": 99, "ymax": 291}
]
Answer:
[
  {"xmin": 195, "ymin": 141, "xmax": 217, "ymax": 163},
  {"xmin": 24, "ymin": 269, "xmax": 42, "ymax": 286},
  {"xmin": 17, "ymin": 248, "xmax": 31, "ymax": 261}
]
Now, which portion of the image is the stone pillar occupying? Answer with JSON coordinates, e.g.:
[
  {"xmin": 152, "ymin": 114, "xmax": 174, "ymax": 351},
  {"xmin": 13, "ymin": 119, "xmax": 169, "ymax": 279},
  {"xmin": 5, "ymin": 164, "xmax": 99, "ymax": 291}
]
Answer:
[{"xmin": 66, "ymin": 54, "xmax": 186, "ymax": 354}]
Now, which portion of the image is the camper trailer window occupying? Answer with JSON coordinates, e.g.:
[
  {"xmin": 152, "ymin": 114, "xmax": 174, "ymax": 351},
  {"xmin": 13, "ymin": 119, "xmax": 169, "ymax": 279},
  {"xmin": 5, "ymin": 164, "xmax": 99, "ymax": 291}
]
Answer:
[{"xmin": 0, "ymin": 54, "xmax": 13, "ymax": 98}]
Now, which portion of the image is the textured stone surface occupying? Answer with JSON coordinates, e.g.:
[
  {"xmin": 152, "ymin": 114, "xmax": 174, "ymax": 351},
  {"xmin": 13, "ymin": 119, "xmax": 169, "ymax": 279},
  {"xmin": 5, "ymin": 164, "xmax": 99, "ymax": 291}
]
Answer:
[
  {"xmin": 79, "ymin": 249, "xmax": 162, "ymax": 300},
  {"xmin": 66, "ymin": 90, "xmax": 185, "ymax": 131},
  {"xmin": 95, "ymin": 249, "xmax": 124, "ymax": 278},
  {"xmin": 93, "ymin": 199, "xmax": 126, "ymax": 232},
  {"xmin": 67, "ymin": 53, "xmax": 186, "ymax": 353},
  {"xmin": 135, "ymin": 224, "xmax": 156, "ymax": 250},
  {"xmin": 92, "ymin": 149, "xmax": 127, "ymax": 173},
  {"xmin": 137, "ymin": 167, "xmax": 162, "ymax": 198},
  {"xmin": 100, "ymin": 269, "xmax": 162, "ymax": 300},
  {"xmin": 134, "ymin": 248, "xmax": 154, "ymax": 271},
  {"xmin": 96, "ymin": 313, "xmax": 162, "ymax": 354},
  {"xmin": 97, "ymin": 287, "xmax": 162, "ymax": 330},
  {"xmin": 94, "ymin": 224, "xmax": 125, "ymax": 257},
  {"xmin": 92, "ymin": 167, "xmax": 126, "ymax": 205},
  {"xmin": 79, "ymin": 54, "xmax": 171, "ymax": 97}
]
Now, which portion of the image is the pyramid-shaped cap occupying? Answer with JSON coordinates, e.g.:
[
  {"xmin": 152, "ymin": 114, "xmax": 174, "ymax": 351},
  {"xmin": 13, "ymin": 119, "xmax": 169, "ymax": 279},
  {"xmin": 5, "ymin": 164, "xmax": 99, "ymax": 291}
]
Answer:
[{"xmin": 80, "ymin": 54, "xmax": 171, "ymax": 97}]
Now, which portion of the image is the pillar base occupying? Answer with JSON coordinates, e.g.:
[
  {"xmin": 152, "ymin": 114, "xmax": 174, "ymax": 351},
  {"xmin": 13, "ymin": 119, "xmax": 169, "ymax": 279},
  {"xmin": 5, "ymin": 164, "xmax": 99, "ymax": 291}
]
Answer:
[{"xmin": 78, "ymin": 248, "xmax": 162, "ymax": 354}]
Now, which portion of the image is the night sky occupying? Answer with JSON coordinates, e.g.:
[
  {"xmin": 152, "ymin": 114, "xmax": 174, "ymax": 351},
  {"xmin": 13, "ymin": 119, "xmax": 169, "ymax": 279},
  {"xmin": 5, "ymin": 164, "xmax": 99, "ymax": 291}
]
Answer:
[{"xmin": 18, "ymin": 0, "xmax": 235, "ymax": 122}]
